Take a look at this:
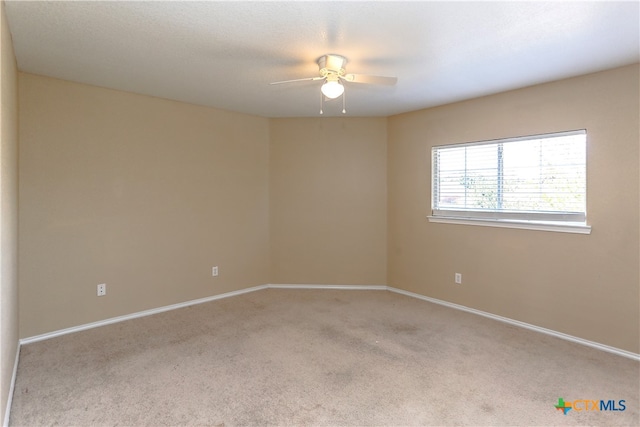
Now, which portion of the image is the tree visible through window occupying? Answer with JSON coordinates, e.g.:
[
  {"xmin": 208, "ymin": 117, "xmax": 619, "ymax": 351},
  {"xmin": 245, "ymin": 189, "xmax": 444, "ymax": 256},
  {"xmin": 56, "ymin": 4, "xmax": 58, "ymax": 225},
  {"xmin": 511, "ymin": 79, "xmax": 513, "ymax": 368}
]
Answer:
[{"xmin": 432, "ymin": 130, "xmax": 586, "ymax": 223}]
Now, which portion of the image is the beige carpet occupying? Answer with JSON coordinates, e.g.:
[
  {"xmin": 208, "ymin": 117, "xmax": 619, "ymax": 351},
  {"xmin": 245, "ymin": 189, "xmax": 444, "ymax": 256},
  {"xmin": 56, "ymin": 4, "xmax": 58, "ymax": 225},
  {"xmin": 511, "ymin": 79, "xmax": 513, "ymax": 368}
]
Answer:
[{"xmin": 9, "ymin": 289, "xmax": 640, "ymax": 426}]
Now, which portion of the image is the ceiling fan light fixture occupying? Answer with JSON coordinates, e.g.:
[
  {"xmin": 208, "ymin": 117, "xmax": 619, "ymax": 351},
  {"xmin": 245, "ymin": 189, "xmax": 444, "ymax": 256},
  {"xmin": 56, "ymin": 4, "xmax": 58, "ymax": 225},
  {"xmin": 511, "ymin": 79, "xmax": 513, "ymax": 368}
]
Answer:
[
  {"xmin": 270, "ymin": 53, "xmax": 397, "ymax": 114},
  {"xmin": 321, "ymin": 80, "xmax": 344, "ymax": 99}
]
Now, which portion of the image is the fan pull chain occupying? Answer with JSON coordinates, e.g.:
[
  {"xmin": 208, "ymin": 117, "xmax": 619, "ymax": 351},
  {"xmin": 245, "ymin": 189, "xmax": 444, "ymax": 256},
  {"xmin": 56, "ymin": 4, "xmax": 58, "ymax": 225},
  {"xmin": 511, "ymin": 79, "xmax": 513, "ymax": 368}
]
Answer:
[
  {"xmin": 342, "ymin": 90, "xmax": 346, "ymax": 114},
  {"xmin": 320, "ymin": 92, "xmax": 324, "ymax": 115}
]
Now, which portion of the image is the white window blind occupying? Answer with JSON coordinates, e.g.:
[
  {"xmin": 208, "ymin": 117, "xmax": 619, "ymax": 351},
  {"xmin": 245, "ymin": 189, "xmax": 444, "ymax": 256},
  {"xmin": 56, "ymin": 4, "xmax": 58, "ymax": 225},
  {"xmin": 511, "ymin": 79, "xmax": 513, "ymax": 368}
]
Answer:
[{"xmin": 431, "ymin": 130, "xmax": 587, "ymax": 224}]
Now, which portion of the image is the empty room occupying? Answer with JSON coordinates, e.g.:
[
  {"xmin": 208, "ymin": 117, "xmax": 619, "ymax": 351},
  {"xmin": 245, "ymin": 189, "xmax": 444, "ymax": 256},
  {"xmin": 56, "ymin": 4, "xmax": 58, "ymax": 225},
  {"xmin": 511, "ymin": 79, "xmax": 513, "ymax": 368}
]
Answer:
[{"xmin": 1, "ymin": 1, "xmax": 639, "ymax": 426}]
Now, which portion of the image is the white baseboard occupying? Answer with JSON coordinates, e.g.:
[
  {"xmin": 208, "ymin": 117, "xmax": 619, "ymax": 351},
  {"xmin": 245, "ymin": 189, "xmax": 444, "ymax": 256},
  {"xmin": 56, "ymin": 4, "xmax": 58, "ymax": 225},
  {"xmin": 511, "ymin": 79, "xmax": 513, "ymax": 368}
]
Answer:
[
  {"xmin": 387, "ymin": 286, "xmax": 640, "ymax": 361},
  {"xmin": 19, "ymin": 284, "xmax": 385, "ymax": 345},
  {"xmin": 268, "ymin": 284, "xmax": 387, "ymax": 291},
  {"xmin": 20, "ymin": 284, "xmax": 269, "ymax": 345},
  {"xmin": 3, "ymin": 343, "xmax": 20, "ymax": 427},
  {"xmin": 18, "ymin": 283, "xmax": 639, "ymax": 362}
]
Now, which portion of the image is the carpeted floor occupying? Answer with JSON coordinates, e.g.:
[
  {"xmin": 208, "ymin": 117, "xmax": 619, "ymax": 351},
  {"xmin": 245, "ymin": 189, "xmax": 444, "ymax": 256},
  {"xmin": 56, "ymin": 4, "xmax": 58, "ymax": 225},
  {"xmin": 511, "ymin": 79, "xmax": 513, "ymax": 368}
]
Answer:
[{"xmin": 9, "ymin": 288, "xmax": 640, "ymax": 426}]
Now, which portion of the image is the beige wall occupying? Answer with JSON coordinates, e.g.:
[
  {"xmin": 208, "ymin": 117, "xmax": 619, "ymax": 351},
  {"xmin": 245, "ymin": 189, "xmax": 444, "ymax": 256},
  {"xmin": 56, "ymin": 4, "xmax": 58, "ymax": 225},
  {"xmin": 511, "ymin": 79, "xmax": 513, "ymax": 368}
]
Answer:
[
  {"xmin": 0, "ymin": 0, "xmax": 19, "ymax": 422},
  {"xmin": 270, "ymin": 118, "xmax": 387, "ymax": 285},
  {"xmin": 18, "ymin": 73, "xmax": 271, "ymax": 338},
  {"xmin": 388, "ymin": 64, "xmax": 640, "ymax": 353},
  {"xmin": 13, "ymin": 61, "xmax": 640, "ymax": 355}
]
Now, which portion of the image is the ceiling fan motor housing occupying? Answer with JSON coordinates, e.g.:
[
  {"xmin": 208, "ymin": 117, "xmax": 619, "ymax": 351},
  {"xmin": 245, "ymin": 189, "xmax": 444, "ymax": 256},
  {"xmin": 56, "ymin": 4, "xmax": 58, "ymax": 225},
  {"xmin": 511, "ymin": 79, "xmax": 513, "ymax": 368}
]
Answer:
[{"xmin": 318, "ymin": 54, "xmax": 347, "ymax": 77}]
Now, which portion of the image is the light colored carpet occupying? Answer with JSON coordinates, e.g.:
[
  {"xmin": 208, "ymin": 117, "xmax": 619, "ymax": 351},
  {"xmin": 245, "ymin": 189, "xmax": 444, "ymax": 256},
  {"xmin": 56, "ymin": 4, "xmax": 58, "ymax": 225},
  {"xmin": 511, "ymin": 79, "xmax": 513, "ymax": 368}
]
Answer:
[{"xmin": 9, "ymin": 289, "xmax": 640, "ymax": 426}]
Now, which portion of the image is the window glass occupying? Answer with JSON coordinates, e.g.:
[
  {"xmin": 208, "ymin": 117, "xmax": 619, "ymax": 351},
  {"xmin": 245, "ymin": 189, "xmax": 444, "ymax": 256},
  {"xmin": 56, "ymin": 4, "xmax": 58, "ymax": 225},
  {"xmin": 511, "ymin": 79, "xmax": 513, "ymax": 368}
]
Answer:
[{"xmin": 432, "ymin": 130, "xmax": 587, "ymax": 224}]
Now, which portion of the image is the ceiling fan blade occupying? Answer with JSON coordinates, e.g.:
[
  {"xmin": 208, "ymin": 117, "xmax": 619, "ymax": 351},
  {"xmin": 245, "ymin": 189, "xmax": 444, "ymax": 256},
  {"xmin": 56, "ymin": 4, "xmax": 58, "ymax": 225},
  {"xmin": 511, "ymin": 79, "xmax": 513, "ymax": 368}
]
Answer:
[
  {"xmin": 270, "ymin": 76, "xmax": 325, "ymax": 85},
  {"xmin": 343, "ymin": 74, "xmax": 397, "ymax": 86}
]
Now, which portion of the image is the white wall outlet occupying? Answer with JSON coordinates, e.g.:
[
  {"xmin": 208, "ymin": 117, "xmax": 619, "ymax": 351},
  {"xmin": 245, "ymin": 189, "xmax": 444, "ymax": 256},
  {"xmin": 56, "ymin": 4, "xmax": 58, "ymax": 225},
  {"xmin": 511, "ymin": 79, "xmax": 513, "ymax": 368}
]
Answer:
[
  {"xmin": 455, "ymin": 273, "xmax": 462, "ymax": 284},
  {"xmin": 212, "ymin": 266, "xmax": 219, "ymax": 277},
  {"xmin": 97, "ymin": 283, "xmax": 106, "ymax": 296}
]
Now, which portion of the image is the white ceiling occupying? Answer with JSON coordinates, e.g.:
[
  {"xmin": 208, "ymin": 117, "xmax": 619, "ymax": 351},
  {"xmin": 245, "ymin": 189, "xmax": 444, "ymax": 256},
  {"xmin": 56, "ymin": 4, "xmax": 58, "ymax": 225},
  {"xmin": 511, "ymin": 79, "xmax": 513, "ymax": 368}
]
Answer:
[{"xmin": 5, "ymin": 1, "xmax": 639, "ymax": 118}]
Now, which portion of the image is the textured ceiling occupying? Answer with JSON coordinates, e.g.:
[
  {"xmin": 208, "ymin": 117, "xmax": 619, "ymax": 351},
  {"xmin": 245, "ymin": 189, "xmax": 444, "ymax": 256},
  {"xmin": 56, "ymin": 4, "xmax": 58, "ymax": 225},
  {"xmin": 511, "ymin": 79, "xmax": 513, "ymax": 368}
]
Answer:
[{"xmin": 5, "ymin": 1, "xmax": 639, "ymax": 118}]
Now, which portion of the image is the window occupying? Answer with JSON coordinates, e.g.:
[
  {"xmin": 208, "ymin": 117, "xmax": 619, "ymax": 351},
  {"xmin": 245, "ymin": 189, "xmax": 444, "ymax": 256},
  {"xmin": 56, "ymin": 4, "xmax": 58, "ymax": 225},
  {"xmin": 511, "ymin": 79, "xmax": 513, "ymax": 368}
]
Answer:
[{"xmin": 429, "ymin": 130, "xmax": 590, "ymax": 233}]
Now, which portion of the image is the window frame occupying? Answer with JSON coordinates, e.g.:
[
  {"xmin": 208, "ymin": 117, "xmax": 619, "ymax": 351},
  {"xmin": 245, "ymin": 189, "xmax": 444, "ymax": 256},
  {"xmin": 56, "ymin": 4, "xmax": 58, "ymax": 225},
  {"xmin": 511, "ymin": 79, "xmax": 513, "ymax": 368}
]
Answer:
[{"xmin": 428, "ymin": 130, "xmax": 591, "ymax": 234}]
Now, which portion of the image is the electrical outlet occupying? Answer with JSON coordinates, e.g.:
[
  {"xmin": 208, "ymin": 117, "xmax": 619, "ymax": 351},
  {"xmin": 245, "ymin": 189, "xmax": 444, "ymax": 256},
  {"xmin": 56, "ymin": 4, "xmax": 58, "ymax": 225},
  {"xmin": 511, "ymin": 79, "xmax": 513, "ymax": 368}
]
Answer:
[
  {"xmin": 212, "ymin": 266, "xmax": 219, "ymax": 277},
  {"xmin": 97, "ymin": 283, "xmax": 106, "ymax": 296},
  {"xmin": 455, "ymin": 273, "xmax": 462, "ymax": 284}
]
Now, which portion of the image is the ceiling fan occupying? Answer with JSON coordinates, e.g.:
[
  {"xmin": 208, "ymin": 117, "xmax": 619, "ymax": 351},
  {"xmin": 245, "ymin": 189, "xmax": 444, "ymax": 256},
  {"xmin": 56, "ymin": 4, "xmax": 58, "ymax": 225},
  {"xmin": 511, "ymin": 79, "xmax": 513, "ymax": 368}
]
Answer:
[{"xmin": 270, "ymin": 54, "xmax": 397, "ymax": 114}]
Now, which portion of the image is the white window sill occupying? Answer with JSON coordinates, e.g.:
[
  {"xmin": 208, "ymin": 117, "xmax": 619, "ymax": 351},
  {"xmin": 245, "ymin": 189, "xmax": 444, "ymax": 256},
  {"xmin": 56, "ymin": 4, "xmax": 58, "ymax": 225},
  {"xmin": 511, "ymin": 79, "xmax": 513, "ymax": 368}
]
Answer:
[{"xmin": 427, "ymin": 215, "xmax": 591, "ymax": 234}]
